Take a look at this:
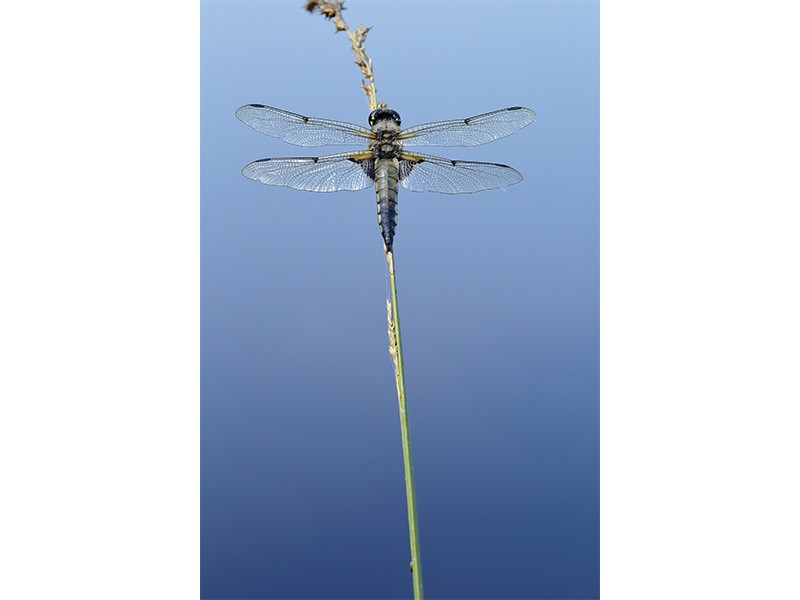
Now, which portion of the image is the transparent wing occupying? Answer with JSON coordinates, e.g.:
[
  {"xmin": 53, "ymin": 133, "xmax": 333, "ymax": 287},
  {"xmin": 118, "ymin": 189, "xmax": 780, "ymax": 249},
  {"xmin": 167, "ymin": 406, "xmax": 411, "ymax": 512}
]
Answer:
[
  {"xmin": 398, "ymin": 106, "xmax": 536, "ymax": 147},
  {"xmin": 236, "ymin": 104, "xmax": 374, "ymax": 147},
  {"xmin": 398, "ymin": 152, "xmax": 523, "ymax": 194},
  {"xmin": 241, "ymin": 151, "xmax": 375, "ymax": 192}
]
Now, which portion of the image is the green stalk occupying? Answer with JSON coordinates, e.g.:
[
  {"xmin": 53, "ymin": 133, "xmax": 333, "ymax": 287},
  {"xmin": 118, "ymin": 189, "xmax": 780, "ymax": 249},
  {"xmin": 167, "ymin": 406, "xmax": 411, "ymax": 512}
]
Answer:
[{"xmin": 386, "ymin": 250, "xmax": 423, "ymax": 599}]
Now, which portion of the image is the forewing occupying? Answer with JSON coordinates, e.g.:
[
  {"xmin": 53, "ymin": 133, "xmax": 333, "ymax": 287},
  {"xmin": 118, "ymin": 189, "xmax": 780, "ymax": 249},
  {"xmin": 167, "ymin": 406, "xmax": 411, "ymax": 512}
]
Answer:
[
  {"xmin": 398, "ymin": 106, "xmax": 536, "ymax": 147},
  {"xmin": 242, "ymin": 151, "xmax": 375, "ymax": 192},
  {"xmin": 399, "ymin": 152, "xmax": 523, "ymax": 194},
  {"xmin": 236, "ymin": 104, "xmax": 374, "ymax": 147}
]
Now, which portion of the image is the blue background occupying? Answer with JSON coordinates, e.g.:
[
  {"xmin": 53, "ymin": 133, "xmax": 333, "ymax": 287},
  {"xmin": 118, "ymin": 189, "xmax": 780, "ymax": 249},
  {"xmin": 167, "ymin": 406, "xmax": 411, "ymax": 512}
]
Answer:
[{"xmin": 202, "ymin": 1, "xmax": 598, "ymax": 598}]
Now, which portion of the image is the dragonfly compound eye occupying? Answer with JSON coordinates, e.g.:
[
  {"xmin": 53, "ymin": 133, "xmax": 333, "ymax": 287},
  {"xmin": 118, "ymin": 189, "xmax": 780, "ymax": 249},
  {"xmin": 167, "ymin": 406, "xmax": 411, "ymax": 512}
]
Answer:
[{"xmin": 369, "ymin": 108, "xmax": 401, "ymax": 127}]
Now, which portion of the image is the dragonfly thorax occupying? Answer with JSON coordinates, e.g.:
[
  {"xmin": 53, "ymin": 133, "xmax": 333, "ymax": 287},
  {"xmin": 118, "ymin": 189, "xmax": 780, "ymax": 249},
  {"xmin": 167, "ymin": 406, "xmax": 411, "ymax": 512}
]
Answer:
[{"xmin": 368, "ymin": 108, "xmax": 402, "ymax": 159}]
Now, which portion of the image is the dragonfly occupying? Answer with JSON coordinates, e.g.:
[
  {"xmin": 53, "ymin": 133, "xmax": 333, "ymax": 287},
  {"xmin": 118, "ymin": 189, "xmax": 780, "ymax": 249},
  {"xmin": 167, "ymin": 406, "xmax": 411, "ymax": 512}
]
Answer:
[{"xmin": 235, "ymin": 104, "xmax": 536, "ymax": 251}]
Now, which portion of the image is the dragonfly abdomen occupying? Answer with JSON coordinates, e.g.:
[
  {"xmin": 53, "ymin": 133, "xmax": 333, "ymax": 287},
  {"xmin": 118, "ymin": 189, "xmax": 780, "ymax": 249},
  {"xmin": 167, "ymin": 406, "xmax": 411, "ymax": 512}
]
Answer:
[{"xmin": 375, "ymin": 158, "xmax": 399, "ymax": 252}]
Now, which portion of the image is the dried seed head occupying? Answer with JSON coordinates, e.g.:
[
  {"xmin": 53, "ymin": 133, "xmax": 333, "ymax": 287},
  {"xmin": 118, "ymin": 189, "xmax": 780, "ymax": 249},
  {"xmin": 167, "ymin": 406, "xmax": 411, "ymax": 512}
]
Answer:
[
  {"xmin": 387, "ymin": 300, "xmax": 399, "ymax": 365},
  {"xmin": 304, "ymin": 0, "xmax": 341, "ymax": 17},
  {"xmin": 354, "ymin": 25, "xmax": 371, "ymax": 45},
  {"xmin": 305, "ymin": 0, "xmax": 347, "ymax": 31},
  {"xmin": 303, "ymin": 1, "xmax": 322, "ymax": 14},
  {"xmin": 305, "ymin": 0, "xmax": 381, "ymax": 110}
]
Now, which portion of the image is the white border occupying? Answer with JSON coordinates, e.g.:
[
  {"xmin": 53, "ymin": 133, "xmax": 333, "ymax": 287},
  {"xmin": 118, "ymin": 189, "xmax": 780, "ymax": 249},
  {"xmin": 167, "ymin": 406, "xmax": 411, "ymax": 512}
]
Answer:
[
  {"xmin": 602, "ymin": 1, "xmax": 800, "ymax": 597},
  {"xmin": 1, "ymin": 1, "xmax": 199, "ymax": 598}
]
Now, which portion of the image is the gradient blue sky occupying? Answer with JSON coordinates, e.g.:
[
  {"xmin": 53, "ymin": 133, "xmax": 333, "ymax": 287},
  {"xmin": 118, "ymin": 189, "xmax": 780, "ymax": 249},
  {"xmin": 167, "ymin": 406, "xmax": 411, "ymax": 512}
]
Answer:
[{"xmin": 202, "ymin": 1, "xmax": 599, "ymax": 598}]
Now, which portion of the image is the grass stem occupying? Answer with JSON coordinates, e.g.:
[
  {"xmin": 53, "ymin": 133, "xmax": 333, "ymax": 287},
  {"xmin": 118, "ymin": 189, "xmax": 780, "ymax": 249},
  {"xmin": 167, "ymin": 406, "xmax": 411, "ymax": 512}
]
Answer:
[{"xmin": 387, "ymin": 250, "xmax": 423, "ymax": 599}]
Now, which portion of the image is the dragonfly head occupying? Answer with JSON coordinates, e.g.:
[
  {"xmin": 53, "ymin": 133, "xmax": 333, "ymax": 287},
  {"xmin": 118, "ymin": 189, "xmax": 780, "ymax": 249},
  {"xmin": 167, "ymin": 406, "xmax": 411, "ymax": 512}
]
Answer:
[{"xmin": 369, "ymin": 108, "xmax": 401, "ymax": 131}]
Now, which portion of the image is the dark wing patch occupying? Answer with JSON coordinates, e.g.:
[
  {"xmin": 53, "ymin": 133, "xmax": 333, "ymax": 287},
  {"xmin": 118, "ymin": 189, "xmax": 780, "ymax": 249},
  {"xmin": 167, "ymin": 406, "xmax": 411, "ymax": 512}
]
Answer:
[{"xmin": 357, "ymin": 157, "xmax": 375, "ymax": 181}]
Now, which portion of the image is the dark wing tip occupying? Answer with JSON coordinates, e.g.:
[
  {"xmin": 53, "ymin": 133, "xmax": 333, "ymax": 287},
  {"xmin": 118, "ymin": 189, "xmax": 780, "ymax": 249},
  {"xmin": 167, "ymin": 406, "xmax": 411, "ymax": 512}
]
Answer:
[
  {"xmin": 485, "ymin": 162, "xmax": 524, "ymax": 186},
  {"xmin": 241, "ymin": 158, "xmax": 273, "ymax": 177},
  {"xmin": 518, "ymin": 106, "xmax": 538, "ymax": 123},
  {"xmin": 236, "ymin": 103, "xmax": 265, "ymax": 111},
  {"xmin": 508, "ymin": 106, "xmax": 537, "ymax": 120},
  {"xmin": 235, "ymin": 103, "xmax": 267, "ymax": 118}
]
